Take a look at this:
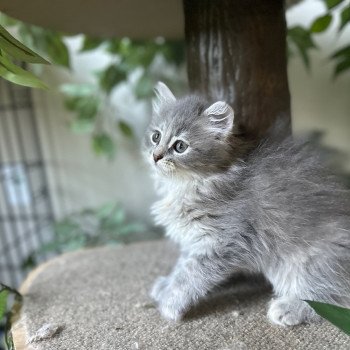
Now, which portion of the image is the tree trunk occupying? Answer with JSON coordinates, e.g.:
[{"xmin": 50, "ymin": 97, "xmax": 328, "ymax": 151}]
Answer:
[{"xmin": 183, "ymin": 0, "xmax": 291, "ymax": 139}]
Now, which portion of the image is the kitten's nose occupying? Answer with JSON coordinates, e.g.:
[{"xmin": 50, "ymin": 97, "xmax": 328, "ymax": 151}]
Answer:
[{"xmin": 153, "ymin": 152, "xmax": 164, "ymax": 163}]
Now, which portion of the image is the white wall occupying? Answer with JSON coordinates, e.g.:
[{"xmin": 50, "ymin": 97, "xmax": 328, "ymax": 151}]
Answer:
[{"xmin": 32, "ymin": 0, "xmax": 350, "ymax": 226}]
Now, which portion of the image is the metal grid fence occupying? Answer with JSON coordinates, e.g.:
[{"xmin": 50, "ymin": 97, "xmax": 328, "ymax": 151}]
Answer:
[{"xmin": 0, "ymin": 79, "xmax": 55, "ymax": 287}]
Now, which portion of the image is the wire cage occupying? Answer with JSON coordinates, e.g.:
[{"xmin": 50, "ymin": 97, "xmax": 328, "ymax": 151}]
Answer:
[{"xmin": 0, "ymin": 78, "xmax": 55, "ymax": 288}]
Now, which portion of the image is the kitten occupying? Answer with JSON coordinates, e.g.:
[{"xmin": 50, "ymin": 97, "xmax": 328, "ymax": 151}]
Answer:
[{"xmin": 143, "ymin": 82, "xmax": 350, "ymax": 326}]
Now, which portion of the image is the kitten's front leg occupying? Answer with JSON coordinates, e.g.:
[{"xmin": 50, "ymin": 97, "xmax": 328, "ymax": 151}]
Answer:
[
  {"xmin": 150, "ymin": 275, "xmax": 169, "ymax": 303},
  {"xmin": 150, "ymin": 252, "xmax": 232, "ymax": 321}
]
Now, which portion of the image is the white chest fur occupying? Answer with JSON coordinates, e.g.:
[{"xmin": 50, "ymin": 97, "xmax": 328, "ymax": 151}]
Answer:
[{"xmin": 151, "ymin": 176, "xmax": 209, "ymax": 247}]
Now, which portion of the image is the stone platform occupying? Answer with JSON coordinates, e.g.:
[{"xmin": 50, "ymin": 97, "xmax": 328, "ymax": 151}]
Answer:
[{"xmin": 12, "ymin": 240, "xmax": 350, "ymax": 350}]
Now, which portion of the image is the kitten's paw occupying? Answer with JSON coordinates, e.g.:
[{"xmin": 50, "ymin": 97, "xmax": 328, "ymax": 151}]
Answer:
[
  {"xmin": 158, "ymin": 301, "xmax": 184, "ymax": 322},
  {"xmin": 268, "ymin": 300, "xmax": 302, "ymax": 326},
  {"xmin": 153, "ymin": 280, "xmax": 192, "ymax": 321},
  {"xmin": 267, "ymin": 297, "xmax": 318, "ymax": 327},
  {"xmin": 158, "ymin": 293, "xmax": 186, "ymax": 322},
  {"xmin": 150, "ymin": 276, "xmax": 169, "ymax": 303}
]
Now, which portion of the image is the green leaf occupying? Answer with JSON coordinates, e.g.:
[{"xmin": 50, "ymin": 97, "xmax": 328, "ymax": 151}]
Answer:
[
  {"xmin": 99, "ymin": 64, "xmax": 127, "ymax": 93},
  {"xmin": 0, "ymin": 14, "xmax": 18, "ymax": 27},
  {"xmin": 288, "ymin": 27, "xmax": 316, "ymax": 50},
  {"xmin": 331, "ymin": 45, "xmax": 350, "ymax": 77},
  {"xmin": 0, "ymin": 53, "xmax": 48, "ymax": 89},
  {"xmin": 340, "ymin": 6, "xmax": 350, "ymax": 31},
  {"xmin": 117, "ymin": 223, "xmax": 144, "ymax": 235},
  {"xmin": 331, "ymin": 45, "xmax": 350, "ymax": 59},
  {"xmin": 306, "ymin": 300, "xmax": 350, "ymax": 335},
  {"xmin": 92, "ymin": 133, "xmax": 115, "ymax": 159},
  {"xmin": 310, "ymin": 14, "xmax": 332, "ymax": 33},
  {"xmin": 102, "ymin": 208, "xmax": 126, "ymax": 229},
  {"xmin": 107, "ymin": 38, "xmax": 130, "ymax": 55},
  {"xmin": 288, "ymin": 26, "xmax": 317, "ymax": 69},
  {"xmin": 0, "ymin": 25, "xmax": 49, "ymax": 64},
  {"xmin": 96, "ymin": 203, "xmax": 116, "ymax": 219},
  {"xmin": 38, "ymin": 240, "xmax": 64, "ymax": 254},
  {"xmin": 63, "ymin": 87, "xmax": 99, "ymax": 134},
  {"xmin": 61, "ymin": 84, "xmax": 100, "ymax": 121},
  {"xmin": 77, "ymin": 97, "xmax": 99, "ymax": 120},
  {"xmin": 44, "ymin": 32, "xmax": 70, "ymax": 68},
  {"xmin": 17, "ymin": 24, "xmax": 36, "ymax": 52},
  {"xmin": 55, "ymin": 220, "xmax": 80, "ymax": 237},
  {"xmin": 62, "ymin": 236, "xmax": 87, "ymax": 251},
  {"xmin": 0, "ymin": 283, "xmax": 22, "ymax": 339},
  {"xmin": 324, "ymin": 0, "xmax": 344, "ymax": 9},
  {"xmin": 80, "ymin": 37, "xmax": 104, "ymax": 52},
  {"xmin": 118, "ymin": 121, "xmax": 133, "ymax": 138},
  {"xmin": 0, "ymin": 289, "xmax": 9, "ymax": 320},
  {"xmin": 131, "ymin": 44, "xmax": 157, "ymax": 68},
  {"xmin": 0, "ymin": 66, "xmax": 47, "ymax": 89},
  {"xmin": 334, "ymin": 59, "xmax": 350, "ymax": 77},
  {"xmin": 16, "ymin": 25, "xmax": 69, "ymax": 68}
]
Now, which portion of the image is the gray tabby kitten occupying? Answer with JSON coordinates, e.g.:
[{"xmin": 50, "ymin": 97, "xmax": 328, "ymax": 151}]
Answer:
[{"xmin": 143, "ymin": 82, "xmax": 350, "ymax": 326}]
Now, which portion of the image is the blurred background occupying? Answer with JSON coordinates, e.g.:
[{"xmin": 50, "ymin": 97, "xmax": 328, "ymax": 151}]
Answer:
[{"xmin": 0, "ymin": 0, "xmax": 349, "ymax": 291}]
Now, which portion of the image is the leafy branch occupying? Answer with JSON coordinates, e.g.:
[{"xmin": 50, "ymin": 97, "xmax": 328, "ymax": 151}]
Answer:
[
  {"xmin": 1, "ymin": 14, "xmax": 186, "ymax": 159},
  {"xmin": 59, "ymin": 37, "xmax": 185, "ymax": 159},
  {"xmin": 0, "ymin": 23, "xmax": 49, "ymax": 88},
  {"xmin": 288, "ymin": 0, "xmax": 350, "ymax": 76},
  {"xmin": 22, "ymin": 203, "xmax": 148, "ymax": 268}
]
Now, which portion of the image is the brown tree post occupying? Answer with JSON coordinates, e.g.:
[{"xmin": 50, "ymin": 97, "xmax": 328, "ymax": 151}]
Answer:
[{"xmin": 184, "ymin": 0, "xmax": 291, "ymax": 139}]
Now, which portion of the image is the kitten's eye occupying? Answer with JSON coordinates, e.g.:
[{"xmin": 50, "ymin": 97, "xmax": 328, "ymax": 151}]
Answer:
[
  {"xmin": 174, "ymin": 140, "xmax": 188, "ymax": 153},
  {"xmin": 152, "ymin": 131, "xmax": 161, "ymax": 144}
]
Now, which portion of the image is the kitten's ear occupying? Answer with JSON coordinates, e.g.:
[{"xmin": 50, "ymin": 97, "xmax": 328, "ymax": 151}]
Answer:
[
  {"xmin": 153, "ymin": 82, "xmax": 176, "ymax": 114},
  {"xmin": 204, "ymin": 101, "xmax": 234, "ymax": 137}
]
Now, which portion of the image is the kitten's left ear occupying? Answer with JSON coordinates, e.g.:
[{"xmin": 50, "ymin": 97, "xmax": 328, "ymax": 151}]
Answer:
[
  {"xmin": 153, "ymin": 82, "xmax": 176, "ymax": 114},
  {"xmin": 204, "ymin": 101, "xmax": 234, "ymax": 137}
]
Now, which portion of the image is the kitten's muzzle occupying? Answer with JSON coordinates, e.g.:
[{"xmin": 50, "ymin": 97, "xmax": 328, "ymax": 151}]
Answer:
[{"xmin": 153, "ymin": 152, "xmax": 164, "ymax": 163}]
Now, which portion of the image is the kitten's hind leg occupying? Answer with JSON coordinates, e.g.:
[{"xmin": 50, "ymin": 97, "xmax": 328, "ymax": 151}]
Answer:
[{"xmin": 267, "ymin": 296, "xmax": 320, "ymax": 326}]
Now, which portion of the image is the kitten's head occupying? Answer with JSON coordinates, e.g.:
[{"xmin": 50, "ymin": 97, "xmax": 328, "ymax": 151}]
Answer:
[{"xmin": 143, "ymin": 82, "xmax": 240, "ymax": 177}]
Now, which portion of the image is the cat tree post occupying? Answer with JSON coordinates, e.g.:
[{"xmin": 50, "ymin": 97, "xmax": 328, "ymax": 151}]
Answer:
[{"xmin": 184, "ymin": 0, "xmax": 291, "ymax": 138}]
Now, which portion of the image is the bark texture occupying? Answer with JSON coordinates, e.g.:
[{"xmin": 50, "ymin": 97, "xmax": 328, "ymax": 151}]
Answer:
[{"xmin": 183, "ymin": 0, "xmax": 291, "ymax": 138}]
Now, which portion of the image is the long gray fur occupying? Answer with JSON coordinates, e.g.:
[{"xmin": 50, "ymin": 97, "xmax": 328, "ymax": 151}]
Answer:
[{"xmin": 143, "ymin": 82, "xmax": 350, "ymax": 326}]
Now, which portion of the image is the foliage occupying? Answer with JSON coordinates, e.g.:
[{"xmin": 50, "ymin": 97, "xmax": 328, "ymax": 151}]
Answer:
[
  {"xmin": 29, "ymin": 203, "xmax": 146, "ymax": 260},
  {"xmin": 0, "ymin": 13, "xmax": 186, "ymax": 159},
  {"xmin": 331, "ymin": 44, "xmax": 350, "ymax": 76},
  {"xmin": 0, "ymin": 14, "xmax": 69, "ymax": 69},
  {"xmin": 18, "ymin": 26, "xmax": 69, "ymax": 68},
  {"xmin": 288, "ymin": 26, "xmax": 317, "ymax": 69},
  {"xmin": 0, "ymin": 22, "xmax": 49, "ymax": 88},
  {"xmin": 306, "ymin": 300, "xmax": 350, "ymax": 336},
  {"xmin": 92, "ymin": 133, "xmax": 115, "ymax": 159},
  {"xmin": 64, "ymin": 39, "xmax": 184, "ymax": 158},
  {"xmin": 288, "ymin": 0, "xmax": 350, "ymax": 76},
  {"xmin": 0, "ymin": 284, "xmax": 22, "ymax": 350},
  {"xmin": 1, "ymin": 0, "xmax": 350, "ymax": 158}
]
